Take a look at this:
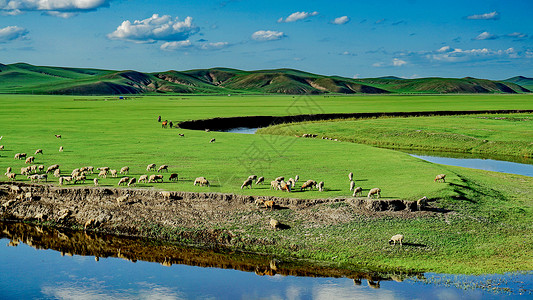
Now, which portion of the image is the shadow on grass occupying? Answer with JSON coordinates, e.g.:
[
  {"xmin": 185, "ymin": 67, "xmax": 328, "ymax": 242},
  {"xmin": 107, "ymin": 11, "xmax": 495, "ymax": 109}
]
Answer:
[{"xmin": 401, "ymin": 242, "xmax": 427, "ymax": 247}]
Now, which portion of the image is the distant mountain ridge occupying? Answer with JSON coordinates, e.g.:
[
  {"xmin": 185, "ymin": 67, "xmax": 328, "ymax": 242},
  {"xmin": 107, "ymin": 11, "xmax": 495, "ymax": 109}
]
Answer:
[{"xmin": 0, "ymin": 63, "xmax": 530, "ymax": 95}]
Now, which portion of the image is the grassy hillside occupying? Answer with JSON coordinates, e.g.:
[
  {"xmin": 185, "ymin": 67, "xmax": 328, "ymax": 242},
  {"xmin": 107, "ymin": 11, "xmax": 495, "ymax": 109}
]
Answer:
[
  {"xmin": 504, "ymin": 76, "xmax": 533, "ymax": 91},
  {"xmin": 0, "ymin": 63, "xmax": 530, "ymax": 95}
]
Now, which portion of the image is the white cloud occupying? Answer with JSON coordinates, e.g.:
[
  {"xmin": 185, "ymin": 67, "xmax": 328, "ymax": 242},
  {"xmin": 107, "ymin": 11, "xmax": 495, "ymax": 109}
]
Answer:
[
  {"xmin": 437, "ymin": 46, "xmax": 451, "ymax": 53},
  {"xmin": 393, "ymin": 58, "xmax": 407, "ymax": 66},
  {"xmin": 0, "ymin": 0, "xmax": 110, "ymax": 17},
  {"xmin": 466, "ymin": 11, "xmax": 499, "ymax": 20},
  {"xmin": 428, "ymin": 46, "xmax": 521, "ymax": 62},
  {"xmin": 160, "ymin": 40, "xmax": 192, "ymax": 51},
  {"xmin": 372, "ymin": 62, "xmax": 384, "ymax": 67},
  {"xmin": 507, "ymin": 32, "xmax": 528, "ymax": 39},
  {"xmin": 0, "ymin": 25, "xmax": 28, "ymax": 42},
  {"xmin": 278, "ymin": 11, "xmax": 318, "ymax": 23},
  {"xmin": 473, "ymin": 31, "xmax": 498, "ymax": 40},
  {"xmin": 198, "ymin": 42, "xmax": 228, "ymax": 50},
  {"xmin": 251, "ymin": 30, "xmax": 285, "ymax": 41},
  {"xmin": 107, "ymin": 14, "xmax": 199, "ymax": 44},
  {"xmin": 332, "ymin": 16, "xmax": 350, "ymax": 25}
]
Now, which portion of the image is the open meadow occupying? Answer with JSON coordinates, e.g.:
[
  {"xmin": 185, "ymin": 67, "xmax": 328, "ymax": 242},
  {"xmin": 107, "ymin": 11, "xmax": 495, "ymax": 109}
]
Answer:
[{"xmin": 0, "ymin": 94, "xmax": 532, "ymax": 274}]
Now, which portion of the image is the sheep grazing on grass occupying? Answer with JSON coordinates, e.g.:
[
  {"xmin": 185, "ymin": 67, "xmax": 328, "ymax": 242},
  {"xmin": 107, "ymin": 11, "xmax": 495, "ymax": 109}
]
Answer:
[
  {"xmin": 300, "ymin": 180, "xmax": 317, "ymax": 191},
  {"xmin": 279, "ymin": 181, "xmax": 291, "ymax": 192},
  {"xmin": 59, "ymin": 146, "xmax": 63, "ymax": 152},
  {"xmin": 417, "ymin": 196, "xmax": 428, "ymax": 210},
  {"xmin": 275, "ymin": 176, "xmax": 284, "ymax": 182},
  {"xmin": 116, "ymin": 193, "xmax": 130, "ymax": 205},
  {"xmin": 389, "ymin": 234, "xmax": 404, "ymax": 246},
  {"xmin": 46, "ymin": 164, "xmax": 59, "ymax": 173},
  {"xmin": 53, "ymin": 169, "xmax": 61, "ymax": 178},
  {"xmin": 14, "ymin": 153, "xmax": 26, "ymax": 160},
  {"xmin": 118, "ymin": 177, "xmax": 130, "ymax": 186},
  {"xmin": 55, "ymin": 134, "xmax": 61, "ymax": 139},
  {"xmin": 146, "ymin": 163, "xmax": 156, "ymax": 171},
  {"xmin": 20, "ymin": 167, "xmax": 30, "ymax": 175},
  {"xmin": 367, "ymin": 188, "xmax": 381, "ymax": 199},
  {"xmin": 287, "ymin": 178, "xmax": 296, "ymax": 188},
  {"xmin": 318, "ymin": 181, "xmax": 324, "ymax": 192},
  {"xmin": 93, "ymin": 178, "xmax": 99, "ymax": 186},
  {"xmin": 434, "ymin": 174, "xmax": 446, "ymax": 183},
  {"xmin": 37, "ymin": 174, "xmax": 47, "ymax": 182},
  {"xmin": 71, "ymin": 168, "xmax": 80, "ymax": 176},
  {"xmin": 256, "ymin": 176, "xmax": 265, "ymax": 185},
  {"xmin": 138, "ymin": 175, "xmax": 148, "ymax": 183},
  {"xmin": 169, "ymin": 173, "xmax": 179, "ymax": 182},
  {"xmin": 178, "ymin": 133, "xmax": 185, "ymax": 137},
  {"xmin": 37, "ymin": 165, "xmax": 44, "ymax": 173},
  {"xmin": 350, "ymin": 180, "xmax": 355, "ymax": 191},
  {"xmin": 270, "ymin": 218, "xmax": 280, "ymax": 229},
  {"xmin": 255, "ymin": 198, "xmax": 265, "ymax": 207},
  {"xmin": 352, "ymin": 186, "xmax": 363, "ymax": 197},
  {"xmin": 120, "ymin": 166, "xmax": 129, "ymax": 175},
  {"xmin": 241, "ymin": 178, "xmax": 253, "ymax": 189},
  {"xmin": 295, "ymin": 175, "xmax": 299, "ymax": 182},
  {"xmin": 157, "ymin": 165, "xmax": 169, "ymax": 172},
  {"xmin": 127, "ymin": 177, "xmax": 137, "ymax": 187},
  {"xmin": 349, "ymin": 172, "xmax": 353, "ymax": 181},
  {"xmin": 270, "ymin": 180, "xmax": 281, "ymax": 190},
  {"xmin": 149, "ymin": 174, "xmax": 164, "ymax": 183},
  {"xmin": 34, "ymin": 149, "xmax": 43, "ymax": 155},
  {"xmin": 209, "ymin": 138, "xmax": 216, "ymax": 143},
  {"xmin": 0, "ymin": 145, "xmax": 4, "ymax": 150},
  {"xmin": 5, "ymin": 167, "xmax": 12, "ymax": 175},
  {"xmin": 30, "ymin": 165, "xmax": 38, "ymax": 173},
  {"xmin": 194, "ymin": 177, "xmax": 209, "ymax": 187},
  {"xmin": 110, "ymin": 169, "xmax": 118, "ymax": 177},
  {"xmin": 74, "ymin": 175, "xmax": 86, "ymax": 184},
  {"xmin": 7, "ymin": 173, "xmax": 16, "ymax": 181},
  {"xmin": 28, "ymin": 174, "xmax": 39, "ymax": 182},
  {"xmin": 248, "ymin": 175, "xmax": 258, "ymax": 181},
  {"xmin": 264, "ymin": 200, "xmax": 275, "ymax": 210},
  {"xmin": 87, "ymin": 166, "xmax": 94, "ymax": 174},
  {"xmin": 97, "ymin": 167, "xmax": 109, "ymax": 172},
  {"xmin": 59, "ymin": 176, "xmax": 72, "ymax": 186},
  {"xmin": 98, "ymin": 170, "xmax": 108, "ymax": 178}
]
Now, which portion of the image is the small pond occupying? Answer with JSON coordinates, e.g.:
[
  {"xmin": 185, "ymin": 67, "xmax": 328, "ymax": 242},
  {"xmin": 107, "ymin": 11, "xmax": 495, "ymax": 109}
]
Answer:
[{"xmin": 0, "ymin": 222, "xmax": 531, "ymax": 299}]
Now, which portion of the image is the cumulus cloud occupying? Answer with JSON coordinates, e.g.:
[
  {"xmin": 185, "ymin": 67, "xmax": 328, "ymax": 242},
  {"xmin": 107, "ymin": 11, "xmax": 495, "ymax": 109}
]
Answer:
[
  {"xmin": 466, "ymin": 11, "xmax": 499, "ymax": 20},
  {"xmin": 107, "ymin": 14, "xmax": 199, "ymax": 44},
  {"xmin": 0, "ymin": 0, "xmax": 110, "ymax": 17},
  {"xmin": 251, "ymin": 30, "xmax": 285, "ymax": 41},
  {"xmin": 428, "ymin": 46, "xmax": 519, "ymax": 62},
  {"xmin": 473, "ymin": 31, "xmax": 498, "ymax": 40},
  {"xmin": 331, "ymin": 16, "xmax": 350, "ymax": 25},
  {"xmin": 0, "ymin": 25, "xmax": 28, "ymax": 42},
  {"xmin": 278, "ymin": 11, "xmax": 318, "ymax": 23},
  {"xmin": 160, "ymin": 40, "xmax": 192, "ymax": 51},
  {"xmin": 160, "ymin": 40, "xmax": 228, "ymax": 51},
  {"xmin": 393, "ymin": 58, "xmax": 407, "ymax": 66},
  {"xmin": 198, "ymin": 41, "xmax": 228, "ymax": 50}
]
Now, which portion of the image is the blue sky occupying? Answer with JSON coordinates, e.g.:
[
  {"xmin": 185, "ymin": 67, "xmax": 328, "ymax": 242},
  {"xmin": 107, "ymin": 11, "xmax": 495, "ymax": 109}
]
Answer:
[{"xmin": 0, "ymin": 0, "xmax": 531, "ymax": 79}]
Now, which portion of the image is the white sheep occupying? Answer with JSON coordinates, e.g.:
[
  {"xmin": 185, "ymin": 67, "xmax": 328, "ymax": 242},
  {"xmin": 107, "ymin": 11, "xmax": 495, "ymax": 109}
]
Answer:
[
  {"xmin": 318, "ymin": 181, "xmax": 324, "ymax": 192},
  {"xmin": 352, "ymin": 186, "xmax": 363, "ymax": 197},
  {"xmin": 53, "ymin": 169, "xmax": 61, "ymax": 178},
  {"xmin": 0, "ymin": 145, "xmax": 3, "ymax": 150},
  {"xmin": 434, "ymin": 174, "xmax": 446, "ymax": 183},
  {"xmin": 110, "ymin": 169, "xmax": 118, "ymax": 177},
  {"xmin": 7, "ymin": 172, "xmax": 16, "ymax": 181},
  {"xmin": 417, "ymin": 196, "xmax": 428, "ymax": 210},
  {"xmin": 157, "ymin": 165, "xmax": 169, "ymax": 172},
  {"xmin": 194, "ymin": 177, "xmax": 209, "ymax": 186},
  {"xmin": 34, "ymin": 149, "xmax": 43, "ymax": 155},
  {"xmin": 248, "ymin": 175, "xmax": 257, "ymax": 181},
  {"xmin": 74, "ymin": 175, "xmax": 86, "ymax": 184},
  {"xmin": 97, "ymin": 167, "xmax": 109, "ymax": 172},
  {"xmin": 349, "ymin": 172, "xmax": 353, "ymax": 181},
  {"xmin": 287, "ymin": 178, "xmax": 296, "ymax": 188},
  {"xmin": 146, "ymin": 163, "xmax": 156, "ymax": 171},
  {"xmin": 28, "ymin": 174, "xmax": 39, "ymax": 182},
  {"xmin": 255, "ymin": 176, "xmax": 265, "ymax": 185},
  {"xmin": 46, "ymin": 164, "xmax": 59, "ymax": 173},
  {"xmin": 120, "ymin": 166, "xmax": 129, "ymax": 175},
  {"xmin": 138, "ymin": 175, "xmax": 148, "ymax": 183},
  {"xmin": 367, "ymin": 188, "xmax": 381, "ymax": 199},
  {"xmin": 127, "ymin": 177, "xmax": 137, "ymax": 187},
  {"xmin": 209, "ymin": 138, "xmax": 216, "ymax": 143},
  {"xmin": 98, "ymin": 170, "xmax": 108, "ymax": 178},
  {"xmin": 270, "ymin": 180, "xmax": 281, "ymax": 190},
  {"xmin": 300, "ymin": 180, "xmax": 317, "ymax": 191},
  {"xmin": 149, "ymin": 174, "xmax": 164, "ymax": 183},
  {"xmin": 350, "ymin": 180, "xmax": 355, "ymax": 191},
  {"xmin": 93, "ymin": 178, "xmax": 99, "ymax": 186},
  {"xmin": 87, "ymin": 166, "xmax": 94, "ymax": 174},
  {"xmin": 279, "ymin": 180, "xmax": 291, "ymax": 192},
  {"xmin": 116, "ymin": 193, "xmax": 130, "ymax": 204},
  {"xmin": 160, "ymin": 191, "xmax": 171, "ymax": 200},
  {"xmin": 389, "ymin": 234, "xmax": 404, "ymax": 246},
  {"xmin": 118, "ymin": 177, "xmax": 129, "ymax": 186},
  {"xmin": 241, "ymin": 178, "xmax": 253, "ymax": 189},
  {"xmin": 37, "ymin": 174, "xmax": 47, "ymax": 182},
  {"xmin": 270, "ymin": 218, "xmax": 280, "ymax": 230},
  {"xmin": 5, "ymin": 167, "xmax": 12, "ymax": 175},
  {"xmin": 25, "ymin": 156, "xmax": 35, "ymax": 164},
  {"xmin": 294, "ymin": 175, "xmax": 299, "ymax": 182},
  {"xmin": 37, "ymin": 165, "xmax": 44, "ymax": 173},
  {"xmin": 59, "ymin": 146, "xmax": 63, "ymax": 152},
  {"xmin": 275, "ymin": 176, "xmax": 284, "ymax": 182}
]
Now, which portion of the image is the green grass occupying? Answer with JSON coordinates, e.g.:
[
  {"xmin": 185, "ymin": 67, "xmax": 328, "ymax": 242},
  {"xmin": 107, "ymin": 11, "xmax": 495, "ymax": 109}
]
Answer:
[
  {"xmin": 0, "ymin": 94, "xmax": 532, "ymax": 274},
  {"xmin": 258, "ymin": 113, "xmax": 533, "ymax": 158}
]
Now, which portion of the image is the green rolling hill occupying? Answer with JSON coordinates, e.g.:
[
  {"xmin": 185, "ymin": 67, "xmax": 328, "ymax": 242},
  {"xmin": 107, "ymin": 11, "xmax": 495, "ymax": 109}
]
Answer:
[{"xmin": 0, "ymin": 63, "xmax": 530, "ymax": 95}]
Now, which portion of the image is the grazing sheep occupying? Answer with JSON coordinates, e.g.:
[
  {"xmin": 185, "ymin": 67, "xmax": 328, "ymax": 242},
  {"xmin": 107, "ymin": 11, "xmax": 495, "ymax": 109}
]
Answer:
[
  {"xmin": 350, "ymin": 180, "xmax": 355, "ymax": 191},
  {"xmin": 417, "ymin": 196, "xmax": 428, "ymax": 210},
  {"xmin": 434, "ymin": 174, "xmax": 446, "ymax": 183},
  {"xmin": 318, "ymin": 181, "xmax": 324, "ymax": 192},
  {"xmin": 256, "ymin": 176, "xmax": 265, "ymax": 185},
  {"xmin": 28, "ymin": 174, "xmax": 39, "ymax": 182},
  {"xmin": 14, "ymin": 153, "xmax": 26, "ymax": 160},
  {"xmin": 20, "ymin": 167, "xmax": 30, "ymax": 175},
  {"xmin": 7, "ymin": 173, "xmax": 16, "ymax": 181},
  {"xmin": 160, "ymin": 191, "xmax": 171, "ymax": 200},
  {"xmin": 97, "ymin": 167, "xmax": 110, "ymax": 172},
  {"xmin": 388, "ymin": 234, "xmax": 404, "ymax": 246},
  {"xmin": 30, "ymin": 165, "xmax": 38, "ymax": 173},
  {"xmin": 37, "ymin": 174, "xmax": 47, "ymax": 182},
  {"xmin": 367, "ymin": 188, "xmax": 381, "ymax": 199},
  {"xmin": 149, "ymin": 174, "xmax": 164, "ymax": 183},
  {"xmin": 34, "ymin": 149, "xmax": 43, "ymax": 155},
  {"xmin": 55, "ymin": 134, "xmax": 61, "ymax": 139},
  {"xmin": 80, "ymin": 166, "xmax": 88, "ymax": 173},
  {"xmin": 270, "ymin": 180, "xmax": 281, "ymax": 190},
  {"xmin": 169, "ymin": 173, "xmax": 178, "ymax": 181},
  {"xmin": 120, "ymin": 166, "xmax": 129, "ymax": 175},
  {"xmin": 279, "ymin": 181, "xmax": 291, "ymax": 192},
  {"xmin": 178, "ymin": 133, "xmax": 185, "ymax": 137},
  {"xmin": 59, "ymin": 176, "xmax": 72, "ymax": 186},
  {"xmin": 275, "ymin": 176, "xmax": 284, "ymax": 182},
  {"xmin": 248, "ymin": 175, "xmax": 257, "ymax": 181},
  {"xmin": 270, "ymin": 218, "xmax": 280, "ymax": 229},
  {"xmin": 98, "ymin": 170, "xmax": 108, "ymax": 178},
  {"xmin": 14, "ymin": 153, "xmax": 20, "ymax": 159},
  {"xmin": 287, "ymin": 178, "xmax": 296, "ymax": 188},
  {"xmin": 0, "ymin": 145, "xmax": 3, "ymax": 150},
  {"xmin": 205, "ymin": 129, "xmax": 210, "ymax": 132},
  {"xmin": 118, "ymin": 177, "xmax": 130, "ymax": 186},
  {"xmin": 146, "ymin": 163, "xmax": 156, "ymax": 171},
  {"xmin": 209, "ymin": 138, "xmax": 216, "ymax": 143},
  {"xmin": 5, "ymin": 167, "xmax": 12, "ymax": 175},
  {"xmin": 241, "ymin": 178, "xmax": 253, "ymax": 189},
  {"xmin": 109, "ymin": 169, "xmax": 118, "ymax": 177},
  {"xmin": 138, "ymin": 175, "xmax": 148, "ymax": 183},
  {"xmin": 71, "ymin": 168, "xmax": 80, "ymax": 176},
  {"xmin": 300, "ymin": 180, "xmax": 317, "ymax": 191},
  {"xmin": 264, "ymin": 200, "xmax": 275, "ymax": 210},
  {"xmin": 74, "ymin": 175, "xmax": 86, "ymax": 184},
  {"xmin": 93, "ymin": 178, "xmax": 99, "ymax": 186},
  {"xmin": 53, "ymin": 169, "xmax": 61, "ymax": 178},
  {"xmin": 352, "ymin": 186, "xmax": 363, "ymax": 197},
  {"xmin": 37, "ymin": 165, "xmax": 44, "ymax": 172},
  {"xmin": 193, "ymin": 177, "xmax": 210, "ymax": 187},
  {"xmin": 59, "ymin": 146, "xmax": 63, "ymax": 152},
  {"xmin": 116, "ymin": 193, "xmax": 130, "ymax": 205},
  {"xmin": 349, "ymin": 172, "xmax": 354, "ymax": 181},
  {"xmin": 87, "ymin": 166, "xmax": 94, "ymax": 174},
  {"xmin": 255, "ymin": 198, "xmax": 265, "ymax": 207},
  {"xmin": 127, "ymin": 177, "xmax": 137, "ymax": 187},
  {"xmin": 47, "ymin": 164, "xmax": 59, "ymax": 173},
  {"xmin": 157, "ymin": 165, "xmax": 169, "ymax": 172},
  {"xmin": 294, "ymin": 175, "xmax": 299, "ymax": 182}
]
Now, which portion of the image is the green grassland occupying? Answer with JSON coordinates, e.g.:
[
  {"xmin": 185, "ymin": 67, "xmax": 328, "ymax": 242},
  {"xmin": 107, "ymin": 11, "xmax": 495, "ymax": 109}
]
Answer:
[
  {"xmin": 0, "ymin": 94, "xmax": 532, "ymax": 274},
  {"xmin": 258, "ymin": 113, "xmax": 533, "ymax": 158}
]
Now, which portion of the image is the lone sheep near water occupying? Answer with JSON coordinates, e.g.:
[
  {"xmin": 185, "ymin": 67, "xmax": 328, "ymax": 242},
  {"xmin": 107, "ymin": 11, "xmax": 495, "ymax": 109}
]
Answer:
[
  {"xmin": 434, "ymin": 174, "xmax": 446, "ymax": 183},
  {"xmin": 194, "ymin": 177, "xmax": 210, "ymax": 187},
  {"xmin": 367, "ymin": 188, "xmax": 381, "ymax": 199},
  {"xmin": 389, "ymin": 234, "xmax": 404, "ymax": 246}
]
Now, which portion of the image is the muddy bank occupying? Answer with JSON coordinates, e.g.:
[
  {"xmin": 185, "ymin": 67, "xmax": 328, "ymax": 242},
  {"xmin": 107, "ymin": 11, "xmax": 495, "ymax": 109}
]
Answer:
[
  {"xmin": 0, "ymin": 182, "xmax": 423, "ymax": 247},
  {"xmin": 177, "ymin": 109, "xmax": 533, "ymax": 131}
]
